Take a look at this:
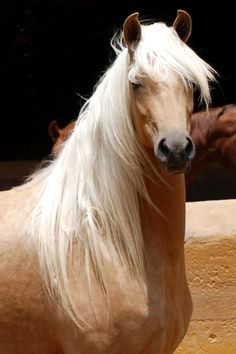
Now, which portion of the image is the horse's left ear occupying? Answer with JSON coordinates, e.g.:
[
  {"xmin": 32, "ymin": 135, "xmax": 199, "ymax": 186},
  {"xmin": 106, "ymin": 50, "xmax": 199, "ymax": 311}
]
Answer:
[
  {"xmin": 123, "ymin": 12, "xmax": 141, "ymax": 54},
  {"xmin": 173, "ymin": 9, "xmax": 192, "ymax": 42}
]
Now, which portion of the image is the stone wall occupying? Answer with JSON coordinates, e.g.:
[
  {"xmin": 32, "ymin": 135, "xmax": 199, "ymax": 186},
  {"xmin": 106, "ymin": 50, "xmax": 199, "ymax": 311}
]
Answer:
[{"xmin": 176, "ymin": 199, "xmax": 236, "ymax": 353}]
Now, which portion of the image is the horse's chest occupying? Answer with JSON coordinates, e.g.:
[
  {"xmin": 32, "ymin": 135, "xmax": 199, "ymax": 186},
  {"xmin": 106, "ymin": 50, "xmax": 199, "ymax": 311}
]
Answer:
[
  {"xmin": 105, "ymin": 289, "xmax": 186, "ymax": 354},
  {"xmin": 60, "ymin": 279, "xmax": 191, "ymax": 354}
]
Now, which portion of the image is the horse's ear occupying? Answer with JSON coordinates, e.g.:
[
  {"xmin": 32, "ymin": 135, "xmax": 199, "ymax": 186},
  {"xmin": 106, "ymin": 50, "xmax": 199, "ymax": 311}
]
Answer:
[
  {"xmin": 48, "ymin": 120, "xmax": 60, "ymax": 142},
  {"xmin": 123, "ymin": 12, "xmax": 141, "ymax": 54},
  {"xmin": 173, "ymin": 9, "xmax": 192, "ymax": 43}
]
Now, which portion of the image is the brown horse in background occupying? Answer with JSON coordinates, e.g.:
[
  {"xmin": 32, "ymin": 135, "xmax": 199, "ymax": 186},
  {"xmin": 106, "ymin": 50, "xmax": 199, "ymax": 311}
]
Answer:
[
  {"xmin": 48, "ymin": 119, "xmax": 76, "ymax": 156},
  {"xmin": 186, "ymin": 104, "xmax": 236, "ymax": 184},
  {"xmin": 49, "ymin": 104, "xmax": 236, "ymax": 184}
]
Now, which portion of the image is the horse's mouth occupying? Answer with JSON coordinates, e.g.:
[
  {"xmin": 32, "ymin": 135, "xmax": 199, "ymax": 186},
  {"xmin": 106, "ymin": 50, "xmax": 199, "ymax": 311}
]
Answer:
[{"xmin": 159, "ymin": 160, "xmax": 192, "ymax": 175}]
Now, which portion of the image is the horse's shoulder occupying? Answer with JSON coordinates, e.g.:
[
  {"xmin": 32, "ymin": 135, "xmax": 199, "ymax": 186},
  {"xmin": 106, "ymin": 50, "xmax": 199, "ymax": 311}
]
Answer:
[
  {"xmin": 0, "ymin": 185, "xmax": 39, "ymax": 255},
  {"xmin": 0, "ymin": 185, "xmax": 34, "ymax": 219}
]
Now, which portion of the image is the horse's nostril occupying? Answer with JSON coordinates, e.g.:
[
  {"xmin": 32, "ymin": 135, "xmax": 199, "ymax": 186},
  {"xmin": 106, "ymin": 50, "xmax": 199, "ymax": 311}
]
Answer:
[
  {"xmin": 185, "ymin": 137, "xmax": 195, "ymax": 159},
  {"xmin": 158, "ymin": 139, "xmax": 170, "ymax": 157}
]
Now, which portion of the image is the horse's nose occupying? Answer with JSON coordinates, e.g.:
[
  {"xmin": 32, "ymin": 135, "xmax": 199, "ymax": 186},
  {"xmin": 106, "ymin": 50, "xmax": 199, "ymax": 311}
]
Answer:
[
  {"xmin": 158, "ymin": 136, "xmax": 195, "ymax": 161},
  {"xmin": 155, "ymin": 134, "xmax": 195, "ymax": 174}
]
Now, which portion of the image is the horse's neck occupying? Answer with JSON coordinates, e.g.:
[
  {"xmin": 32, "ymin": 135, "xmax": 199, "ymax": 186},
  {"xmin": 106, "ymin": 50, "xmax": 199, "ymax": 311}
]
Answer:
[{"xmin": 141, "ymin": 150, "xmax": 186, "ymax": 264}]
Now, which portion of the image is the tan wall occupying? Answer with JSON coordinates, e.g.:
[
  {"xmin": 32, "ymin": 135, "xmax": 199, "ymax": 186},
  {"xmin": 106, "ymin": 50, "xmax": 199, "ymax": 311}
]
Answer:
[{"xmin": 176, "ymin": 199, "xmax": 236, "ymax": 353}]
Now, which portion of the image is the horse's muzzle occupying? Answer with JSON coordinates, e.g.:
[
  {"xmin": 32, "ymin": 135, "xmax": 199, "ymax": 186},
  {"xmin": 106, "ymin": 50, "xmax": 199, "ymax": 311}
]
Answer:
[{"xmin": 155, "ymin": 133, "xmax": 195, "ymax": 174}]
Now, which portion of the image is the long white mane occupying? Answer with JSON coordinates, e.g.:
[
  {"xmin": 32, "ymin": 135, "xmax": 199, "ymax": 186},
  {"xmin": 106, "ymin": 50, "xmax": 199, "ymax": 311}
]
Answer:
[{"xmin": 26, "ymin": 19, "xmax": 216, "ymax": 328}]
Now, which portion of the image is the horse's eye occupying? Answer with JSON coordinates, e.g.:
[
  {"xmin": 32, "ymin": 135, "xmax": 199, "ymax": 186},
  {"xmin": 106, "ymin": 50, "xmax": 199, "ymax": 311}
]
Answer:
[{"xmin": 130, "ymin": 81, "xmax": 142, "ymax": 89}]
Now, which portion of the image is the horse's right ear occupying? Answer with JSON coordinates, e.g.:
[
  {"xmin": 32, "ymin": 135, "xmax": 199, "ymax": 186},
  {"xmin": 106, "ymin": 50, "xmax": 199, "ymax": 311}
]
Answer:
[
  {"xmin": 173, "ymin": 9, "xmax": 192, "ymax": 43},
  {"xmin": 123, "ymin": 12, "xmax": 141, "ymax": 54}
]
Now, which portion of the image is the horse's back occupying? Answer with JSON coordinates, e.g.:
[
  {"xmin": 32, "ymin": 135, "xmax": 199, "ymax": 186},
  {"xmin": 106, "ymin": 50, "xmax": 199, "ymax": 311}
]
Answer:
[{"xmin": 0, "ymin": 187, "xmax": 64, "ymax": 354}]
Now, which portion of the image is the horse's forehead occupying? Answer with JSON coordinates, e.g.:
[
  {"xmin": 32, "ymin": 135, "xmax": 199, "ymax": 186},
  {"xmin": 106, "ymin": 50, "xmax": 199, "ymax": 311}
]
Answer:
[
  {"xmin": 138, "ymin": 70, "xmax": 187, "ymax": 92},
  {"xmin": 129, "ymin": 60, "xmax": 186, "ymax": 86}
]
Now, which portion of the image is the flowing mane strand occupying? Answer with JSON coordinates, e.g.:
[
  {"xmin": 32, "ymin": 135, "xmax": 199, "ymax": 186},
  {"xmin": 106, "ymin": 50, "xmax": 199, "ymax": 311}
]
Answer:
[
  {"xmin": 127, "ymin": 21, "xmax": 216, "ymax": 105},
  {"xmin": 26, "ymin": 19, "xmax": 216, "ymax": 329}
]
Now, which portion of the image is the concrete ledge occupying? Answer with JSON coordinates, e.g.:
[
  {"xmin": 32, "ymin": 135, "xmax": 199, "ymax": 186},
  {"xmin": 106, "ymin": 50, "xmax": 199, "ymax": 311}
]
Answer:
[{"xmin": 176, "ymin": 199, "xmax": 236, "ymax": 353}]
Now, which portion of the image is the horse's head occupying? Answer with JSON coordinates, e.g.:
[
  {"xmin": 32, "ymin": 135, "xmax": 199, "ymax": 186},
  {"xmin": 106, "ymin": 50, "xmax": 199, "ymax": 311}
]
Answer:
[{"xmin": 123, "ymin": 10, "xmax": 197, "ymax": 175}]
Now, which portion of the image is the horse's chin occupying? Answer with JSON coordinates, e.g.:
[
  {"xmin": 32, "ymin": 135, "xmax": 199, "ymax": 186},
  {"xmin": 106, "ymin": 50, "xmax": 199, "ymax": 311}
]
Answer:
[{"xmin": 159, "ymin": 161, "xmax": 192, "ymax": 175}]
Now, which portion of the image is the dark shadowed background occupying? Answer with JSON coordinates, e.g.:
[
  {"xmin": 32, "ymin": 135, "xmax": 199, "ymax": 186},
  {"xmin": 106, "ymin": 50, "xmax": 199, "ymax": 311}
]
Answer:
[{"xmin": 0, "ymin": 0, "xmax": 236, "ymax": 199}]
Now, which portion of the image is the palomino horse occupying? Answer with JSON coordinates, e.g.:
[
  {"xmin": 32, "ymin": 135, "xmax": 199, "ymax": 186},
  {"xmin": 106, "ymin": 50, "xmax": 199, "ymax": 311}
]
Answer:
[{"xmin": 0, "ymin": 10, "xmax": 215, "ymax": 354}]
